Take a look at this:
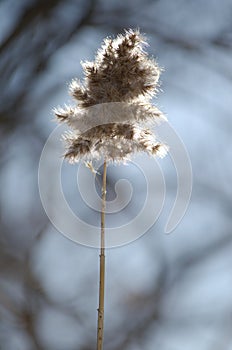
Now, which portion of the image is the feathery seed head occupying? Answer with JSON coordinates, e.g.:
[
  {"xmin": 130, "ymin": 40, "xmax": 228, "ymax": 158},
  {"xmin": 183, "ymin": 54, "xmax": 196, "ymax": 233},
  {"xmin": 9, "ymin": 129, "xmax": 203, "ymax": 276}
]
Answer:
[{"xmin": 54, "ymin": 29, "xmax": 168, "ymax": 163}]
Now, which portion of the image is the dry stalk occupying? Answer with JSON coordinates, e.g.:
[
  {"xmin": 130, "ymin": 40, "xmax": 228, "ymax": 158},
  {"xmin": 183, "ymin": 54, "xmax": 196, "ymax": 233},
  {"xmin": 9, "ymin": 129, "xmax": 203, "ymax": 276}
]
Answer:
[{"xmin": 97, "ymin": 160, "xmax": 107, "ymax": 350}]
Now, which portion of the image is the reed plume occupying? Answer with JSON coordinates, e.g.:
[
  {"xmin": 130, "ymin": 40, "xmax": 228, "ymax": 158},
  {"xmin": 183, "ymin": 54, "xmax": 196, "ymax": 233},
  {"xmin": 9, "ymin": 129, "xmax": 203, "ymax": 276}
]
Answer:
[{"xmin": 54, "ymin": 29, "xmax": 168, "ymax": 163}]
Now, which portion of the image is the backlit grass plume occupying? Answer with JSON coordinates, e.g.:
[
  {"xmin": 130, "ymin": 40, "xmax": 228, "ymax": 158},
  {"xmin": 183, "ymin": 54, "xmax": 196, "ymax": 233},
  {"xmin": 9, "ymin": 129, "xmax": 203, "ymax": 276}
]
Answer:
[{"xmin": 54, "ymin": 29, "xmax": 168, "ymax": 162}]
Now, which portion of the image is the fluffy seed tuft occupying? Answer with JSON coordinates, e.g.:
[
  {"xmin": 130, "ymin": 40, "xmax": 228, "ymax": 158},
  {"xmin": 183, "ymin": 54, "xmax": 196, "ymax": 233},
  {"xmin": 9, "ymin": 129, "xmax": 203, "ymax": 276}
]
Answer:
[{"xmin": 54, "ymin": 29, "xmax": 168, "ymax": 163}]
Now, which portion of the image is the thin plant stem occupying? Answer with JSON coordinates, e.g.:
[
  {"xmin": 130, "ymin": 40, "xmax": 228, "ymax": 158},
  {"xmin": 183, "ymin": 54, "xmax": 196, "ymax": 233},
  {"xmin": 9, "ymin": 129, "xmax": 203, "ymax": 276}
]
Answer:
[{"xmin": 97, "ymin": 159, "xmax": 107, "ymax": 350}]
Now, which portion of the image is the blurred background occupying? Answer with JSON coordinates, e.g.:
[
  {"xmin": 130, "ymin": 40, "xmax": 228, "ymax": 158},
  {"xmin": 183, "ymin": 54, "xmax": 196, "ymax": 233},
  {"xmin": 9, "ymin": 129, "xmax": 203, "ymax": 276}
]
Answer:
[{"xmin": 0, "ymin": 0, "xmax": 232, "ymax": 349}]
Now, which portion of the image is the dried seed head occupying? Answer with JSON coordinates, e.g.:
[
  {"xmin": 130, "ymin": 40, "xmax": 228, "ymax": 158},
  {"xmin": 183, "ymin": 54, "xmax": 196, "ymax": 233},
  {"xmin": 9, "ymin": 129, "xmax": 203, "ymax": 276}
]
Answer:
[{"xmin": 54, "ymin": 29, "xmax": 168, "ymax": 163}]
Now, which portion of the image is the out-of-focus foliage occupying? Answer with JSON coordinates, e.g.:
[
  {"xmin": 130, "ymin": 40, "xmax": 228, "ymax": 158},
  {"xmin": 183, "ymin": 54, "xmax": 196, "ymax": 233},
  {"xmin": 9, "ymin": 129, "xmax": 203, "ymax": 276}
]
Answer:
[{"xmin": 0, "ymin": 0, "xmax": 232, "ymax": 349}]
